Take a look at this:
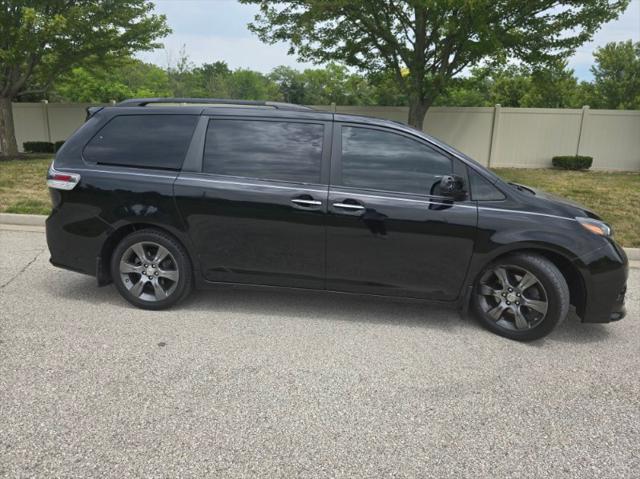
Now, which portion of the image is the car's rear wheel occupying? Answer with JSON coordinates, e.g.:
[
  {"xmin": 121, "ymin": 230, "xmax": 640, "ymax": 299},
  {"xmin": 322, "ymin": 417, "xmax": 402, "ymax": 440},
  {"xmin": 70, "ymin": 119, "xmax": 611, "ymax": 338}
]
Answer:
[
  {"xmin": 110, "ymin": 229, "xmax": 193, "ymax": 310},
  {"xmin": 472, "ymin": 253, "xmax": 569, "ymax": 340}
]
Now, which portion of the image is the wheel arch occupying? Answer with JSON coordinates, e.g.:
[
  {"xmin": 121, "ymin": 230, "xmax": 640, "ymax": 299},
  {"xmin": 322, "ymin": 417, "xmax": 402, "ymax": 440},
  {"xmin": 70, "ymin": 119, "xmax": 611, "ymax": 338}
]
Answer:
[
  {"xmin": 467, "ymin": 244, "xmax": 587, "ymax": 320},
  {"xmin": 98, "ymin": 222, "xmax": 196, "ymax": 286}
]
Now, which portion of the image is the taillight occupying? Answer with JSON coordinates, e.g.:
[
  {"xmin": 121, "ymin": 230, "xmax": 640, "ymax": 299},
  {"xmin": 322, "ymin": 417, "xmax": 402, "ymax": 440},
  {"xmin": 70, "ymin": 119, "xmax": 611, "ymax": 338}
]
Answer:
[{"xmin": 47, "ymin": 163, "xmax": 81, "ymax": 190}]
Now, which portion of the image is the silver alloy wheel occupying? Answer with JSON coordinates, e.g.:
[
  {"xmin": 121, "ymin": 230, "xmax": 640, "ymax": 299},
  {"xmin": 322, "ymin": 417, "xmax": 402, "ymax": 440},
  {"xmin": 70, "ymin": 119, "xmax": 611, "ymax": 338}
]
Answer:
[
  {"xmin": 476, "ymin": 265, "xmax": 549, "ymax": 331},
  {"xmin": 119, "ymin": 241, "xmax": 179, "ymax": 302}
]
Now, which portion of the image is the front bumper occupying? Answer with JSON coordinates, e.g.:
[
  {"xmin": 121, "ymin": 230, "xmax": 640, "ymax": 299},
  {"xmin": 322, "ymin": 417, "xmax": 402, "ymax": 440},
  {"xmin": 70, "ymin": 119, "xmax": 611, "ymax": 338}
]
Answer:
[{"xmin": 577, "ymin": 240, "xmax": 628, "ymax": 324}]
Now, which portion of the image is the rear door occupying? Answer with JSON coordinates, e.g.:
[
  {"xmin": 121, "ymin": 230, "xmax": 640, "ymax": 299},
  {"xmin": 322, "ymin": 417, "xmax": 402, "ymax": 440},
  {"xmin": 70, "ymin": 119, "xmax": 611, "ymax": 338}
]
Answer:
[
  {"xmin": 326, "ymin": 123, "xmax": 477, "ymax": 300},
  {"xmin": 174, "ymin": 114, "xmax": 332, "ymax": 289}
]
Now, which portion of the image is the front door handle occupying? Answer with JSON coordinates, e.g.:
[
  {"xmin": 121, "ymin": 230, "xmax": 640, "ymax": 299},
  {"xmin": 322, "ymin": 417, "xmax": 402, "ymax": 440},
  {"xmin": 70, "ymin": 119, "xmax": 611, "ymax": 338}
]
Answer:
[
  {"xmin": 333, "ymin": 202, "xmax": 365, "ymax": 211},
  {"xmin": 292, "ymin": 198, "xmax": 322, "ymax": 206}
]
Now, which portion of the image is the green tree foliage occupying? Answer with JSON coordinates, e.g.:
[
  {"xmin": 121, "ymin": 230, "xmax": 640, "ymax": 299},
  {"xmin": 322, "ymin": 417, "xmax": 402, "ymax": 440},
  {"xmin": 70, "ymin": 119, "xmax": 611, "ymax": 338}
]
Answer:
[
  {"xmin": 292, "ymin": 63, "xmax": 375, "ymax": 105},
  {"xmin": 269, "ymin": 66, "xmax": 306, "ymax": 104},
  {"xmin": 42, "ymin": 39, "xmax": 640, "ymax": 117},
  {"xmin": 589, "ymin": 40, "xmax": 640, "ymax": 109},
  {"xmin": 50, "ymin": 46, "xmax": 640, "ymax": 111},
  {"xmin": 165, "ymin": 49, "xmax": 282, "ymax": 100},
  {"xmin": 440, "ymin": 61, "xmax": 583, "ymax": 108},
  {"xmin": 0, "ymin": 0, "xmax": 169, "ymax": 156},
  {"xmin": 52, "ymin": 59, "xmax": 171, "ymax": 102},
  {"xmin": 240, "ymin": 0, "xmax": 629, "ymax": 128}
]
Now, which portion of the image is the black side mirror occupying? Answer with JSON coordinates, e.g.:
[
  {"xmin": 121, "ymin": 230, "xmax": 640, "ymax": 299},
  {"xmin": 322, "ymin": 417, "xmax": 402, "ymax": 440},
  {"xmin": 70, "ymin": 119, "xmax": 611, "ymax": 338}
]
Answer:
[{"xmin": 438, "ymin": 175, "xmax": 467, "ymax": 199}]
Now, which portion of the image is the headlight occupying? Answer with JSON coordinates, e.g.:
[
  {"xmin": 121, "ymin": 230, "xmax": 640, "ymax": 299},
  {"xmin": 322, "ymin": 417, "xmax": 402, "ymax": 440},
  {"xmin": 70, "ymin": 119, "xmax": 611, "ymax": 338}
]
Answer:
[{"xmin": 576, "ymin": 217, "xmax": 613, "ymax": 237}]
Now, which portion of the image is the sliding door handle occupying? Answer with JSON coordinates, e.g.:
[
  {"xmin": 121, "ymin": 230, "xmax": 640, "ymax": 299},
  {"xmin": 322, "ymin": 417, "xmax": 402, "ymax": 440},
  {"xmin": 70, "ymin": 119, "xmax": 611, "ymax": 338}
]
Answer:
[{"xmin": 333, "ymin": 202, "xmax": 365, "ymax": 211}]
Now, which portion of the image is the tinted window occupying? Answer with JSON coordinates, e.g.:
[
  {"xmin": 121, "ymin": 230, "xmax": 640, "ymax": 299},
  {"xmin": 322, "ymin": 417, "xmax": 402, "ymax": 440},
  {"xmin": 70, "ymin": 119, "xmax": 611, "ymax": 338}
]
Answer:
[
  {"xmin": 204, "ymin": 120, "xmax": 324, "ymax": 183},
  {"xmin": 341, "ymin": 127, "xmax": 452, "ymax": 195},
  {"xmin": 468, "ymin": 169, "xmax": 506, "ymax": 201},
  {"xmin": 84, "ymin": 115, "xmax": 198, "ymax": 170}
]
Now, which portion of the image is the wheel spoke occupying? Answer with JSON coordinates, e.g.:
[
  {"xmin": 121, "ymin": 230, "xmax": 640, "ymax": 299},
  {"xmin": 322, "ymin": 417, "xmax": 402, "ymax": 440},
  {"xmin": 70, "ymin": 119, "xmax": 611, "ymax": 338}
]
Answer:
[
  {"xmin": 131, "ymin": 243, "xmax": 148, "ymax": 263},
  {"xmin": 513, "ymin": 308, "xmax": 530, "ymax": 329},
  {"xmin": 157, "ymin": 268, "xmax": 178, "ymax": 282},
  {"xmin": 493, "ymin": 267, "xmax": 510, "ymax": 289},
  {"xmin": 151, "ymin": 279, "xmax": 168, "ymax": 300},
  {"xmin": 129, "ymin": 277, "xmax": 146, "ymax": 297},
  {"xmin": 478, "ymin": 284, "xmax": 497, "ymax": 296},
  {"xmin": 524, "ymin": 299, "xmax": 548, "ymax": 315},
  {"xmin": 153, "ymin": 245, "xmax": 170, "ymax": 264},
  {"xmin": 487, "ymin": 303, "xmax": 508, "ymax": 321},
  {"xmin": 120, "ymin": 262, "xmax": 143, "ymax": 274},
  {"xmin": 517, "ymin": 272, "xmax": 539, "ymax": 292}
]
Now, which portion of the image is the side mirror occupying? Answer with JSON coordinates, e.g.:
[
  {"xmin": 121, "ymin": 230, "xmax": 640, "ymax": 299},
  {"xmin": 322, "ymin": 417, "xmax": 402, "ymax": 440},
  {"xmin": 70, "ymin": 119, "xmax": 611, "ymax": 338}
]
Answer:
[{"xmin": 438, "ymin": 175, "xmax": 467, "ymax": 199}]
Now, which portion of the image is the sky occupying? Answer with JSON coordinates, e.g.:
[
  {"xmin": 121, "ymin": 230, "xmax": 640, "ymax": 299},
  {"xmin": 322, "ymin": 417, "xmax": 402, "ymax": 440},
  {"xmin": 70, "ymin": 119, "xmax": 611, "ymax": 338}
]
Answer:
[{"xmin": 137, "ymin": 0, "xmax": 640, "ymax": 80}]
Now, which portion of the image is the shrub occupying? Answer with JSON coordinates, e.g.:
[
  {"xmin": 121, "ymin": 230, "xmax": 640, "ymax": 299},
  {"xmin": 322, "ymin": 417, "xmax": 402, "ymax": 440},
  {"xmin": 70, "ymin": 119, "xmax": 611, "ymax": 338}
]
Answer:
[
  {"xmin": 552, "ymin": 155, "xmax": 593, "ymax": 170},
  {"xmin": 23, "ymin": 141, "xmax": 55, "ymax": 153}
]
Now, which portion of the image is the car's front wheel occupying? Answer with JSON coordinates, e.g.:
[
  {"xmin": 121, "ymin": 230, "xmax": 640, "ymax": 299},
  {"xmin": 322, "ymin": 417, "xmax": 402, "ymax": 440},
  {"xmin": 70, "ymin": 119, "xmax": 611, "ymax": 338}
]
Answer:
[
  {"xmin": 111, "ymin": 229, "xmax": 193, "ymax": 310},
  {"xmin": 472, "ymin": 253, "xmax": 570, "ymax": 340}
]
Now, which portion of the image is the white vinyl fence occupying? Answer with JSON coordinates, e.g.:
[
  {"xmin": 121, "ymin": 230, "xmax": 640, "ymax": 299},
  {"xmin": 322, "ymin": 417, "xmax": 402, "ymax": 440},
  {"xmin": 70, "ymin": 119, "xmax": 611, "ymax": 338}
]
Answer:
[{"xmin": 11, "ymin": 102, "xmax": 640, "ymax": 171}]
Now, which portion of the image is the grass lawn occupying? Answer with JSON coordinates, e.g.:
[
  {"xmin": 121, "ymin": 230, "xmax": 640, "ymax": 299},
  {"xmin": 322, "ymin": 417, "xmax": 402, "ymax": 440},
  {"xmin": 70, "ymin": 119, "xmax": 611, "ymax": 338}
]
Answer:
[
  {"xmin": 0, "ymin": 156, "xmax": 52, "ymax": 215},
  {"xmin": 1, "ymin": 157, "xmax": 638, "ymax": 247}
]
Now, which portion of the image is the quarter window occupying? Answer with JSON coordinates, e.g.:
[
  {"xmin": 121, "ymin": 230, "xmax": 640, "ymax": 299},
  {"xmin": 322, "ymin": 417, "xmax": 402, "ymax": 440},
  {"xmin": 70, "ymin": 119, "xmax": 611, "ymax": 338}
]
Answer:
[
  {"xmin": 340, "ymin": 126, "xmax": 452, "ymax": 195},
  {"xmin": 203, "ymin": 119, "xmax": 324, "ymax": 183},
  {"xmin": 84, "ymin": 115, "xmax": 198, "ymax": 170},
  {"xmin": 468, "ymin": 168, "xmax": 506, "ymax": 201}
]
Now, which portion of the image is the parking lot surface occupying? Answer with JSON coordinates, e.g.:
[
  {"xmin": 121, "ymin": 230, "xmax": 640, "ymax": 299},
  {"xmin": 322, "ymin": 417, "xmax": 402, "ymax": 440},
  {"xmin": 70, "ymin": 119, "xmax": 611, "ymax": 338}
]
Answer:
[{"xmin": 1, "ymin": 226, "xmax": 639, "ymax": 478}]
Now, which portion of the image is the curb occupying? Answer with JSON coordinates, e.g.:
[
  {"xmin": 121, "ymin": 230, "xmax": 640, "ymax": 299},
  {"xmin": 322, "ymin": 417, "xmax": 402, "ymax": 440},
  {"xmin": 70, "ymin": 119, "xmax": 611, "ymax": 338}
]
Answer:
[
  {"xmin": 0, "ymin": 213, "xmax": 639, "ymax": 260},
  {"xmin": 626, "ymin": 248, "xmax": 640, "ymax": 261},
  {"xmin": 0, "ymin": 213, "xmax": 45, "ymax": 227}
]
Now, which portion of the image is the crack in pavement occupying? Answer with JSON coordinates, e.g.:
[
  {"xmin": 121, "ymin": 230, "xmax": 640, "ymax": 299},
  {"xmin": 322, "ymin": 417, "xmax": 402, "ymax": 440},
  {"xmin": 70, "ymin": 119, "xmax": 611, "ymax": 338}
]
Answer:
[{"xmin": 0, "ymin": 247, "xmax": 47, "ymax": 290}]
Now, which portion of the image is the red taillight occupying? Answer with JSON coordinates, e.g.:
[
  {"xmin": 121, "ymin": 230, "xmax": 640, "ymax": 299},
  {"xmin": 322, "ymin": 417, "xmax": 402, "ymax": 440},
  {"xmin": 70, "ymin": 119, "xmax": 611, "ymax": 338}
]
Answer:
[
  {"xmin": 51, "ymin": 173, "xmax": 73, "ymax": 182},
  {"xmin": 47, "ymin": 163, "xmax": 80, "ymax": 190}
]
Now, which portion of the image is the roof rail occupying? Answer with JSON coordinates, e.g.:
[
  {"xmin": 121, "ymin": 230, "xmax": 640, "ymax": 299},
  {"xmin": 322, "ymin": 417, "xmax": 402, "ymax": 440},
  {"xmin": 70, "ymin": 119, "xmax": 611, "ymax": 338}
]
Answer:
[{"xmin": 115, "ymin": 98, "xmax": 313, "ymax": 111}]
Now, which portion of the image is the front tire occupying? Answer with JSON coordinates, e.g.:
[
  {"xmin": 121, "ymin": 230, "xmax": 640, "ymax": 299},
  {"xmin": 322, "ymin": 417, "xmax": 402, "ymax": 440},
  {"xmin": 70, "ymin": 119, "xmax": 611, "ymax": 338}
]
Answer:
[
  {"xmin": 472, "ymin": 253, "xmax": 569, "ymax": 341},
  {"xmin": 110, "ymin": 229, "xmax": 193, "ymax": 310}
]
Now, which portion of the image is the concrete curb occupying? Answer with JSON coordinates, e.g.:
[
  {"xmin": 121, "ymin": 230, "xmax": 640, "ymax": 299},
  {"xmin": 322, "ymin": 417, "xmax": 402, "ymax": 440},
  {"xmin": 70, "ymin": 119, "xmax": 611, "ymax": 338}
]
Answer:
[
  {"xmin": 626, "ymin": 248, "xmax": 640, "ymax": 261},
  {"xmin": 0, "ymin": 213, "xmax": 45, "ymax": 227},
  {"xmin": 0, "ymin": 212, "xmax": 639, "ymax": 260}
]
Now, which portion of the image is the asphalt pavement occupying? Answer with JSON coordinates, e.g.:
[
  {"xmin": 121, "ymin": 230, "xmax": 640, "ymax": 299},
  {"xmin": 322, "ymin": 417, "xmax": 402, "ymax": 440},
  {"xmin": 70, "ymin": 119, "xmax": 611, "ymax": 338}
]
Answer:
[{"xmin": 1, "ymin": 225, "xmax": 638, "ymax": 478}]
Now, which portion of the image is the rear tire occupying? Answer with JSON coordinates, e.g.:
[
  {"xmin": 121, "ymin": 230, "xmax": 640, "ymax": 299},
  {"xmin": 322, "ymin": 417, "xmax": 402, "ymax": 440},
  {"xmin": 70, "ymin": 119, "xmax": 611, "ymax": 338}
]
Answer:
[
  {"xmin": 472, "ymin": 253, "xmax": 569, "ymax": 341},
  {"xmin": 110, "ymin": 229, "xmax": 193, "ymax": 310}
]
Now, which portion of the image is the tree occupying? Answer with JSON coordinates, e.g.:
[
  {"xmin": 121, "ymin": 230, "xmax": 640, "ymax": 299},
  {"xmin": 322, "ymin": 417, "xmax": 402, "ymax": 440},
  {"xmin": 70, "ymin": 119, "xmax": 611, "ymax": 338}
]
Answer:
[
  {"xmin": 52, "ymin": 59, "xmax": 171, "ymax": 102},
  {"xmin": 196, "ymin": 61, "xmax": 233, "ymax": 98},
  {"xmin": 269, "ymin": 65, "xmax": 306, "ymax": 103},
  {"xmin": 521, "ymin": 60, "xmax": 581, "ymax": 108},
  {"xmin": 299, "ymin": 63, "xmax": 369, "ymax": 105},
  {"xmin": 241, "ymin": 0, "xmax": 630, "ymax": 129},
  {"xmin": 0, "ymin": 1, "xmax": 169, "ymax": 157},
  {"xmin": 228, "ymin": 69, "xmax": 282, "ymax": 100},
  {"xmin": 589, "ymin": 40, "xmax": 640, "ymax": 109},
  {"xmin": 448, "ymin": 61, "xmax": 583, "ymax": 108},
  {"xmin": 167, "ymin": 45, "xmax": 201, "ymax": 98}
]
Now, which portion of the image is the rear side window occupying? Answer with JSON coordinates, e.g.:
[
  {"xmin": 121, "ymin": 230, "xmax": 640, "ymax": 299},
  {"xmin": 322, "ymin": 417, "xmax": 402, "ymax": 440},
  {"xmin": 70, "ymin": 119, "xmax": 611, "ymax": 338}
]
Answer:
[
  {"xmin": 340, "ymin": 126, "xmax": 452, "ymax": 195},
  {"xmin": 203, "ymin": 119, "xmax": 324, "ymax": 183},
  {"xmin": 84, "ymin": 115, "xmax": 198, "ymax": 170}
]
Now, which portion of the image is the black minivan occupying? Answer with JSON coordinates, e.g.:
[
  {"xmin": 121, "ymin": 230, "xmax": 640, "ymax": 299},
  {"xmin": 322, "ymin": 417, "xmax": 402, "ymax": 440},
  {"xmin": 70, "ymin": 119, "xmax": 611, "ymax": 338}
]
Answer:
[{"xmin": 45, "ymin": 98, "xmax": 628, "ymax": 340}]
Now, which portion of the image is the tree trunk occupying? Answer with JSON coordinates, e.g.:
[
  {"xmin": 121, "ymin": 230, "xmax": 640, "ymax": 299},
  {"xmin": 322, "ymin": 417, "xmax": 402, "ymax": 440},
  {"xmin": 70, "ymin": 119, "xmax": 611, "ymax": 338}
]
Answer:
[
  {"xmin": 0, "ymin": 97, "xmax": 19, "ymax": 157},
  {"xmin": 407, "ymin": 98, "xmax": 430, "ymax": 130}
]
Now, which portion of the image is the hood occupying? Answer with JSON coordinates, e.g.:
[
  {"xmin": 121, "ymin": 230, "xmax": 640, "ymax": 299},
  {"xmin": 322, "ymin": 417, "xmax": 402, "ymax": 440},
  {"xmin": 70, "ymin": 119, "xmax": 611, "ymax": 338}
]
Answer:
[{"xmin": 509, "ymin": 182, "xmax": 602, "ymax": 220}]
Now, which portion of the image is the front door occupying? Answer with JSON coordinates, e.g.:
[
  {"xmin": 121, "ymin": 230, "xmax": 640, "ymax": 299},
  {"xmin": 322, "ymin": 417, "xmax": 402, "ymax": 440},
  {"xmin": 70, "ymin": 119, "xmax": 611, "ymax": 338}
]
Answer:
[
  {"xmin": 326, "ymin": 124, "xmax": 477, "ymax": 300},
  {"xmin": 174, "ymin": 116, "xmax": 331, "ymax": 289}
]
